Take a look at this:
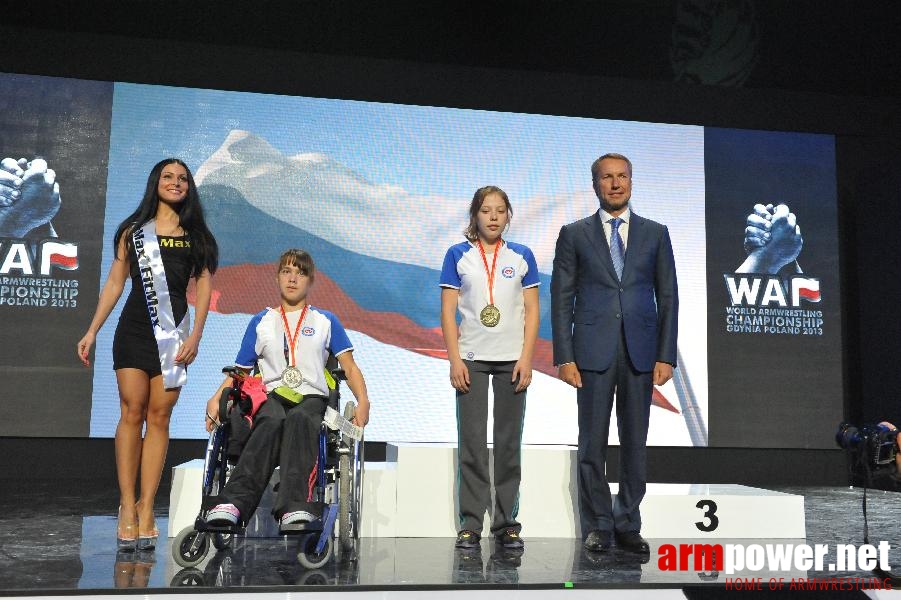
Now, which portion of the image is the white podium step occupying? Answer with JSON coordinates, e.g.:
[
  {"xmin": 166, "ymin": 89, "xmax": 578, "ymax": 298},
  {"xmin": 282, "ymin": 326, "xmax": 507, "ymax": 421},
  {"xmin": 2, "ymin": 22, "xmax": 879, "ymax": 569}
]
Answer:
[
  {"xmin": 168, "ymin": 459, "xmax": 204, "ymax": 537},
  {"xmin": 379, "ymin": 443, "xmax": 805, "ymax": 539},
  {"xmin": 637, "ymin": 483, "xmax": 805, "ymax": 538},
  {"xmin": 168, "ymin": 444, "xmax": 805, "ymax": 539}
]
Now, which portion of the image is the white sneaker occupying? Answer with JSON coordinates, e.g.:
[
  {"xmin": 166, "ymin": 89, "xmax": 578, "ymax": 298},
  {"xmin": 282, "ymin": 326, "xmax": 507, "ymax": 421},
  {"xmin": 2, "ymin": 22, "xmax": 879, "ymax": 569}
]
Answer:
[
  {"xmin": 280, "ymin": 510, "xmax": 317, "ymax": 526},
  {"xmin": 206, "ymin": 503, "xmax": 240, "ymax": 525}
]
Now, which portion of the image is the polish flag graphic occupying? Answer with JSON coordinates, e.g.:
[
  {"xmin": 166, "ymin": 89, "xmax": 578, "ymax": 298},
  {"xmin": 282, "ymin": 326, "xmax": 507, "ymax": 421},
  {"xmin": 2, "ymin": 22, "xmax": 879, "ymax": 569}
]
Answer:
[
  {"xmin": 40, "ymin": 241, "xmax": 78, "ymax": 273},
  {"xmin": 792, "ymin": 277, "xmax": 820, "ymax": 303}
]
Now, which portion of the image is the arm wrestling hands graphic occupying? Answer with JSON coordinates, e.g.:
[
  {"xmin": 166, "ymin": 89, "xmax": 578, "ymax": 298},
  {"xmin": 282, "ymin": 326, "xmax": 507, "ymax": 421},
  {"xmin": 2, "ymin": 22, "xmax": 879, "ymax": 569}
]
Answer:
[
  {"xmin": 0, "ymin": 157, "xmax": 61, "ymax": 238},
  {"xmin": 736, "ymin": 203, "xmax": 803, "ymax": 274}
]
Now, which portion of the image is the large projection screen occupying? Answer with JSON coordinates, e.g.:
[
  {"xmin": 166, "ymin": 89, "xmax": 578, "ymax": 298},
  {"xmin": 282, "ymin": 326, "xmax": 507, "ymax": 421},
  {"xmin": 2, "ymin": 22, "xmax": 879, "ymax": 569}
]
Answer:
[{"xmin": 0, "ymin": 73, "xmax": 841, "ymax": 448}]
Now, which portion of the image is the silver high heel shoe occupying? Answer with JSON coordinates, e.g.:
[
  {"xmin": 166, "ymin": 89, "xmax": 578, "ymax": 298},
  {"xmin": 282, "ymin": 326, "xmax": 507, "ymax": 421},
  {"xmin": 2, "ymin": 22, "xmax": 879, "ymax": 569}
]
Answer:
[
  {"xmin": 117, "ymin": 506, "xmax": 137, "ymax": 551},
  {"xmin": 136, "ymin": 529, "xmax": 158, "ymax": 551},
  {"xmin": 135, "ymin": 502, "xmax": 158, "ymax": 551}
]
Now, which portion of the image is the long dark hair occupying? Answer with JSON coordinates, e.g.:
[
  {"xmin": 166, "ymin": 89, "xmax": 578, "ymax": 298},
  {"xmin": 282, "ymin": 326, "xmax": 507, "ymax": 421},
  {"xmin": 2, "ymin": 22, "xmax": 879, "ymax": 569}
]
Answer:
[
  {"xmin": 113, "ymin": 158, "xmax": 218, "ymax": 276},
  {"xmin": 463, "ymin": 185, "xmax": 513, "ymax": 241}
]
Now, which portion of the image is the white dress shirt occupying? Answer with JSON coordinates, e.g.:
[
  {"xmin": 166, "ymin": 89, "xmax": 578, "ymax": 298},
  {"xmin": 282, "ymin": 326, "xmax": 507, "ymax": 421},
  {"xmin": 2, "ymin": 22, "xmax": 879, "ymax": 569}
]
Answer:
[{"xmin": 599, "ymin": 206, "xmax": 631, "ymax": 250}]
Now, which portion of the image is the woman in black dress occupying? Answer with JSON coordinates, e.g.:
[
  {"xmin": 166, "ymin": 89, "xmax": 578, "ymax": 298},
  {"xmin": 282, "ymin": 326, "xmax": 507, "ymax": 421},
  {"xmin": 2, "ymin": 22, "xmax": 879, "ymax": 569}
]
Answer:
[{"xmin": 77, "ymin": 159, "xmax": 218, "ymax": 550}]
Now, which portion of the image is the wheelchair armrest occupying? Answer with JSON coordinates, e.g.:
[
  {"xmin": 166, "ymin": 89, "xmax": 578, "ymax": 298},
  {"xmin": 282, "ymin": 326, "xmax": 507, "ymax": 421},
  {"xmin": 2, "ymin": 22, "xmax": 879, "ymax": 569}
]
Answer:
[
  {"xmin": 330, "ymin": 368, "xmax": 346, "ymax": 382},
  {"xmin": 222, "ymin": 365, "xmax": 245, "ymax": 378},
  {"xmin": 218, "ymin": 388, "xmax": 232, "ymax": 423}
]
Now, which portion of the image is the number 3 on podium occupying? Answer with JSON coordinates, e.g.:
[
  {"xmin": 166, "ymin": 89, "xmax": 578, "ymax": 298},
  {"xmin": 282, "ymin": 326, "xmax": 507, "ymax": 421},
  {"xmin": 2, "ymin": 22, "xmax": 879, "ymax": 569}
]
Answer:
[{"xmin": 696, "ymin": 499, "xmax": 719, "ymax": 531}]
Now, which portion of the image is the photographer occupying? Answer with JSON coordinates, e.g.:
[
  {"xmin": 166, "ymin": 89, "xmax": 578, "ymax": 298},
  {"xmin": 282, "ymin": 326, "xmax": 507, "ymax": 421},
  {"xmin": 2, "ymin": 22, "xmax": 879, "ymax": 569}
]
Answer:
[
  {"xmin": 836, "ymin": 420, "xmax": 900, "ymax": 479},
  {"xmin": 878, "ymin": 422, "xmax": 901, "ymax": 470}
]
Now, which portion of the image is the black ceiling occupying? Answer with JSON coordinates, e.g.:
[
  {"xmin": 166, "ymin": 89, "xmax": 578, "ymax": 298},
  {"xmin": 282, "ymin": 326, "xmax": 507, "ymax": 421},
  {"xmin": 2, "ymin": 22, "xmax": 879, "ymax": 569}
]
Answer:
[{"xmin": 4, "ymin": 0, "xmax": 900, "ymax": 99}]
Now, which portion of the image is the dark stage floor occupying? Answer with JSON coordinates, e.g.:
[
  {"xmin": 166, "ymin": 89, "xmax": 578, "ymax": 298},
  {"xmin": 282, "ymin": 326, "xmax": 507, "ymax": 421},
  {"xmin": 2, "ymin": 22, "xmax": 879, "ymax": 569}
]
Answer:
[{"xmin": 0, "ymin": 480, "xmax": 899, "ymax": 593}]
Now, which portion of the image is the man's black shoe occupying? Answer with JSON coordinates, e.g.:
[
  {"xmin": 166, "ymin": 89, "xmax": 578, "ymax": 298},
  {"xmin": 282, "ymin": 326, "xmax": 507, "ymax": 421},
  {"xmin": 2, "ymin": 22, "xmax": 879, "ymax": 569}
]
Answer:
[
  {"xmin": 615, "ymin": 531, "xmax": 649, "ymax": 554},
  {"xmin": 582, "ymin": 530, "xmax": 613, "ymax": 552}
]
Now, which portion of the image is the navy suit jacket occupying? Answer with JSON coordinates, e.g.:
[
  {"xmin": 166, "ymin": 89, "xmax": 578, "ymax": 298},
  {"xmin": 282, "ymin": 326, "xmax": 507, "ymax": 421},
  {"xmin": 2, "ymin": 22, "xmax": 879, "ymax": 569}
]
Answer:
[{"xmin": 551, "ymin": 210, "xmax": 678, "ymax": 373}]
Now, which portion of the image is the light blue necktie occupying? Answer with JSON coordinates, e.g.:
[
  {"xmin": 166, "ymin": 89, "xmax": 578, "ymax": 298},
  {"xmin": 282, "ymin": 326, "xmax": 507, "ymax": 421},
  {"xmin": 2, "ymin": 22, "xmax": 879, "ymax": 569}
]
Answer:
[{"xmin": 609, "ymin": 217, "xmax": 625, "ymax": 280}]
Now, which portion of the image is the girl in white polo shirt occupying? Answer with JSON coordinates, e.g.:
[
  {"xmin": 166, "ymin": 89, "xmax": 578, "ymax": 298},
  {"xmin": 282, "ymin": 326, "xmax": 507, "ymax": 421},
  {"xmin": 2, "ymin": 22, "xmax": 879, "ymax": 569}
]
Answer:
[
  {"xmin": 439, "ymin": 185, "xmax": 540, "ymax": 550},
  {"xmin": 203, "ymin": 249, "xmax": 370, "ymax": 530}
]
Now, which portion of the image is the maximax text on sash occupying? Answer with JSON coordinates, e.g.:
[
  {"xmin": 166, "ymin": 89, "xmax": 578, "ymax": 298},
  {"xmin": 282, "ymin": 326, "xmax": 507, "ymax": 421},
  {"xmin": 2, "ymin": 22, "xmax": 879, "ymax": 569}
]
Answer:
[{"xmin": 133, "ymin": 227, "xmax": 161, "ymax": 329}]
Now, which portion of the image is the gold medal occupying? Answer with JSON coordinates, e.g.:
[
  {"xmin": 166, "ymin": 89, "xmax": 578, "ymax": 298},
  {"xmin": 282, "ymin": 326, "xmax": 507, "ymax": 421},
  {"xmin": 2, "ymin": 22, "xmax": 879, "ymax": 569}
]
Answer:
[
  {"xmin": 476, "ymin": 238, "xmax": 503, "ymax": 329},
  {"xmin": 480, "ymin": 304, "xmax": 501, "ymax": 327},
  {"xmin": 282, "ymin": 366, "xmax": 304, "ymax": 389}
]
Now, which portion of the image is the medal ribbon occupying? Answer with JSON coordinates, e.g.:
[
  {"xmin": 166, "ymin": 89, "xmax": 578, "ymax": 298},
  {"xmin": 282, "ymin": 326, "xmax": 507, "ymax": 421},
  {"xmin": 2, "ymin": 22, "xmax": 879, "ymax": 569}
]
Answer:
[
  {"xmin": 280, "ymin": 304, "xmax": 309, "ymax": 368},
  {"xmin": 476, "ymin": 238, "xmax": 503, "ymax": 306}
]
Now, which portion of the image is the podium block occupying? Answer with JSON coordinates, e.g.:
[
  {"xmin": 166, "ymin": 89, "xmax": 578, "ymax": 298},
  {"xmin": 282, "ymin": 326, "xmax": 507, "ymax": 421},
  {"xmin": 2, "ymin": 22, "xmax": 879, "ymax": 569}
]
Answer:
[
  {"xmin": 168, "ymin": 459, "xmax": 203, "ymax": 538},
  {"xmin": 169, "ymin": 445, "xmax": 806, "ymax": 540},
  {"xmin": 358, "ymin": 461, "xmax": 398, "ymax": 537},
  {"xmin": 381, "ymin": 443, "xmax": 805, "ymax": 539},
  {"xmin": 637, "ymin": 484, "xmax": 806, "ymax": 539},
  {"xmin": 387, "ymin": 443, "xmax": 581, "ymax": 538}
]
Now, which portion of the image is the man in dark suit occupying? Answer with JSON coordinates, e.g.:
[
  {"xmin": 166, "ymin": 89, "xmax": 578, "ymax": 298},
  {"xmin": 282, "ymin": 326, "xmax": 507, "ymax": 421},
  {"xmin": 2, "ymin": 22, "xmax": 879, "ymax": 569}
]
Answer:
[{"xmin": 551, "ymin": 153, "xmax": 678, "ymax": 554}]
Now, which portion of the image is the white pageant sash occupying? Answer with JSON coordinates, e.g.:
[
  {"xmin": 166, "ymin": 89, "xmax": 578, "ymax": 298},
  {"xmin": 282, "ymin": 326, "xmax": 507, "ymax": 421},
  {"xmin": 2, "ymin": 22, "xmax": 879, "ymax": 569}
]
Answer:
[{"xmin": 133, "ymin": 220, "xmax": 189, "ymax": 389}]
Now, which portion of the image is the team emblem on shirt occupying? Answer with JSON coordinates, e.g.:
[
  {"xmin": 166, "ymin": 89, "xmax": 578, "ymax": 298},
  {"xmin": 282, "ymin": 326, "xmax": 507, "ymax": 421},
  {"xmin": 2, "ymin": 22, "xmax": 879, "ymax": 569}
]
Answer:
[
  {"xmin": 501, "ymin": 266, "xmax": 515, "ymax": 278},
  {"xmin": 302, "ymin": 326, "xmax": 315, "ymax": 336}
]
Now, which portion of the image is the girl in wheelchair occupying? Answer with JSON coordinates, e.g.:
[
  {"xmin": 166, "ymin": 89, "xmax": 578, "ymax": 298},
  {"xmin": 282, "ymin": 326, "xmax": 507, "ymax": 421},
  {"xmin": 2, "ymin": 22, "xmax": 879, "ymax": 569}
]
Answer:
[{"xmin": 202, "ymin": 248, "xmax": 370, "ymax": 531}]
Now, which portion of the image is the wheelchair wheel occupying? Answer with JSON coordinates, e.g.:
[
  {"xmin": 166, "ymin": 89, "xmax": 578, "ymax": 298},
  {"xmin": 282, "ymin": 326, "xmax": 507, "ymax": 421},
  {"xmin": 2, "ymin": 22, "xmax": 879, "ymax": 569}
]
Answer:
[
  {"xmin": 170, "ymin": 568, "xmax": 205, "ymax": 587},
  {"xmin": 297, "ymin": 569, "xmax": 330, "ymax": 586},
  {"xmin": 338, "ymin": 401, "xmax": 358, "ymax": 552},
  {"xmin": 172, "ymin": 527, "xmax": 210, "ymax": 568},
  {"xmin": 352, "ymin": 421, "xmax": 365, "ymax": 545},
  {"xmin": 338, "ymin": 452, "xmax": 352, "ymax": 551},
  {"xmin": 212, "ymin": 532, "xmax": 233, "ymax": 551},
  {"xmin": 297, "ymin": 533, "xmax": 333, "ymax": 570}
]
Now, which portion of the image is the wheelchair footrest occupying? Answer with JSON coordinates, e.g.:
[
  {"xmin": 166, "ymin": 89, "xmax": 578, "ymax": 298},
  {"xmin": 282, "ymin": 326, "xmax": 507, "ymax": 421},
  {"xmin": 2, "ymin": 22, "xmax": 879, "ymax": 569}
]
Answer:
[
  {"xmin": 280, "ymin": 519, "xmax": 323, "ymax": 534},
  {"xmin": 194, "ymin": 516, "xmax": 244, "ymax": 535}
]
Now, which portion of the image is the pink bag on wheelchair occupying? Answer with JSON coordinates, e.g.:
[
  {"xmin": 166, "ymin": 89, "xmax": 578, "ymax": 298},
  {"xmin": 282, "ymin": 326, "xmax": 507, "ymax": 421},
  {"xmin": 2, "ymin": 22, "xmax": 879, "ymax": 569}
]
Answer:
[{"xmin": 238, "ymin": 376, "xmax": 268, "ymax": 421}]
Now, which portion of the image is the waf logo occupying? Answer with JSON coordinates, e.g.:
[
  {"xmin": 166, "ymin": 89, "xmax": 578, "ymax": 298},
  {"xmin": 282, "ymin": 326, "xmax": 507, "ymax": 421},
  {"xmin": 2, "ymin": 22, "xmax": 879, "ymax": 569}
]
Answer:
[
  {"xmin": 724, "ymin": 275, "xmax": 820, "ymax": 307},
  {"xmin": 0, "ymin": 240, "xmax": 78, "ymax": 275},
  {"xmin": 301, "ymin": 326, "xmax": 315, "ymax": 336},
  {"xmin": 501, "ymin": 266, "xmax": 515, "ymax": 279}
]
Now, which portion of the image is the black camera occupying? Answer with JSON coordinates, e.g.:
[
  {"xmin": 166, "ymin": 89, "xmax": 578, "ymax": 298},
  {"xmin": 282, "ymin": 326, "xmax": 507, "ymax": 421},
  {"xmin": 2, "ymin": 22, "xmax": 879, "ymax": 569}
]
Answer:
[{"xmin": 836, "ymin": 422, "xmax": 898, "ymax": 467}]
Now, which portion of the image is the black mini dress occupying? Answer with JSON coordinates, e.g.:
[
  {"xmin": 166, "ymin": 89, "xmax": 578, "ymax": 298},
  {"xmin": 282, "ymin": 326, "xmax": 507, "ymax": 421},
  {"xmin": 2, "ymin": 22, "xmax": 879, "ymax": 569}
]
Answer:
[{"xmin": 112, "ymin": 235, "xmax": 194, "ymax": 375}]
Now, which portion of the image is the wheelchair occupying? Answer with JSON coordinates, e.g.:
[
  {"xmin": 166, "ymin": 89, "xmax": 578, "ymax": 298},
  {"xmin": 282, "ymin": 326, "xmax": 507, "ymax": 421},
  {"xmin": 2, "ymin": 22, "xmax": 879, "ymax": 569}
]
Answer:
[{"xmin": 172, "ymin": 360, "xmax": 364, "ymax": 570}]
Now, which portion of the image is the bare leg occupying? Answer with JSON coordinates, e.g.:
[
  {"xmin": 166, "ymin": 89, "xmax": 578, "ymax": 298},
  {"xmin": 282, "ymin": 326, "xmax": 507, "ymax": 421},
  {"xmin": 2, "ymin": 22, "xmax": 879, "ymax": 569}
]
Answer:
[
  {"xmin": 114, "ymin": 557, "xmax": 135, "ymax": 588},
  {"xmin": 136, "ymin": 375, "xmax": 180, "ymax": 535},
  {"xmin": 115, "ymin": 369, "xmax": 151, "ymax": 538}
]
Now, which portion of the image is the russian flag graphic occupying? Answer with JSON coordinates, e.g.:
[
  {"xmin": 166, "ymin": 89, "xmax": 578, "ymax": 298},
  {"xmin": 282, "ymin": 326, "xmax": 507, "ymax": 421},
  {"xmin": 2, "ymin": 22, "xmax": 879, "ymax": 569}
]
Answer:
[{"xmin": 171, "ymin": 128, "xmax": 694, "ymax": 447}]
